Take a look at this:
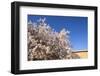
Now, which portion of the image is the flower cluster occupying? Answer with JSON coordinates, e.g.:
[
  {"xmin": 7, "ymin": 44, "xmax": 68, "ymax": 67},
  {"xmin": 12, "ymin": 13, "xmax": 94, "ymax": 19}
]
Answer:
[{"xmin": 28, "ymin": 18, "xmax": 76, "ymax": 61}]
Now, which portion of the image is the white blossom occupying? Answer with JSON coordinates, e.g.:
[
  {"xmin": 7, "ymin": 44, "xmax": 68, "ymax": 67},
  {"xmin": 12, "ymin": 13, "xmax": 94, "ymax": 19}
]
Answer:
[{"xmin": 27, "ymin": 18, "xmax": 77, "ymax": 61}]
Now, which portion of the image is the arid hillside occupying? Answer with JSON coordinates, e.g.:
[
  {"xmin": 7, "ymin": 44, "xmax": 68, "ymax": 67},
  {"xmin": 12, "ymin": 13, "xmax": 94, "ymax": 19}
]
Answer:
[{"xmin": 72, "ymin": 51, "xmax": 88, "ymax": 59}]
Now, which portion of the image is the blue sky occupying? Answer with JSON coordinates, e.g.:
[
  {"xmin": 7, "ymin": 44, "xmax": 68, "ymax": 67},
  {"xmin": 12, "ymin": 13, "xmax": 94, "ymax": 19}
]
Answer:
[{"xmin": 28, "ymin": 15, "xmax": 88, "ymax": 51}]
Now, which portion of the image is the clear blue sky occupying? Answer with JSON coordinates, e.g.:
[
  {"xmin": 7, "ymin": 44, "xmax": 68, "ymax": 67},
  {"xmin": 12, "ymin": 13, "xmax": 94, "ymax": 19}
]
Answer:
[{"xmin": 28, "ymin": 15, "xmax": 88, "ymax": 50}]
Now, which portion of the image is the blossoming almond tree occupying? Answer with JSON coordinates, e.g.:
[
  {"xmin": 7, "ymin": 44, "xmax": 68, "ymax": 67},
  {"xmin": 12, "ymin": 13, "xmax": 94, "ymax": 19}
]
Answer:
[{"xmin": 28, "ymin": 18, "xmax": 79, "ymax": 61}]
